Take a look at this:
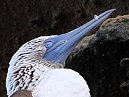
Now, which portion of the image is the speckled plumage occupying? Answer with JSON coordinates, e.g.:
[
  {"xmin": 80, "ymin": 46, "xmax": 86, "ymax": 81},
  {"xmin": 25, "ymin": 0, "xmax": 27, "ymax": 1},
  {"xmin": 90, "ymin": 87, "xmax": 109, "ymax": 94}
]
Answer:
[{"xmin": 6, "ymin": 36, "xmax": 64, "ymax": 97}]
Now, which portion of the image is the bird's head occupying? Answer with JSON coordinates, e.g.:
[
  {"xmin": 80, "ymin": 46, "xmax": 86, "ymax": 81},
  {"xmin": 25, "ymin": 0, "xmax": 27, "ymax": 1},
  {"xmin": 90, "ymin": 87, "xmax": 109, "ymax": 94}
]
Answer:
[
  {"xmin": 6, "ymin": 9, "xmax": 115, "ymax": 96},
  {"xmin": 9, "ymin": 9, "xmax": 115, "ymax": 69}
]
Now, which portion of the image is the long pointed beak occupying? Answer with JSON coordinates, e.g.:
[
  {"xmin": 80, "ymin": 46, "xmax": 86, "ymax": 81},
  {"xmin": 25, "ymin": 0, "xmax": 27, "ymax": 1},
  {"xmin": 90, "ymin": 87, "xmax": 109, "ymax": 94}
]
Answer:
[{"xmin": 43, "ymin": 9, "xmax": 116, "ymax": 64}]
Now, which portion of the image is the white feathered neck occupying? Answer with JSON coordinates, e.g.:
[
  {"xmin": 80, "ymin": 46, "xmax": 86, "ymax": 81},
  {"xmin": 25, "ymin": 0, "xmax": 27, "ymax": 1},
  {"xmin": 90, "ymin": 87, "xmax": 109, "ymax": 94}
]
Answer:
[{"xmin": 6, "ymin": 36, "xmax": 63, "ymax": 96}]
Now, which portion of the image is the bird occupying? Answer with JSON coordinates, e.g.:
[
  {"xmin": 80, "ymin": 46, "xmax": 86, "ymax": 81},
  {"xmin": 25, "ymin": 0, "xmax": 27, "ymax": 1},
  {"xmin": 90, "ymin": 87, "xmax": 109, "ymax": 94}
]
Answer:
[{"xmin": 6, "ymin": 9, "xmax": 115, "ymax": 97}]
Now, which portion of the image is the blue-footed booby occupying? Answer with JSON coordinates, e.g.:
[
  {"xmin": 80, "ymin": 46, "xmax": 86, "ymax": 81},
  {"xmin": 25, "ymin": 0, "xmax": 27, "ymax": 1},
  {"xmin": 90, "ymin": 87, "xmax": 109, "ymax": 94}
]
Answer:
[{"xmin": 6, "ymin": 9, "xmax": 115, "ymax": 97}]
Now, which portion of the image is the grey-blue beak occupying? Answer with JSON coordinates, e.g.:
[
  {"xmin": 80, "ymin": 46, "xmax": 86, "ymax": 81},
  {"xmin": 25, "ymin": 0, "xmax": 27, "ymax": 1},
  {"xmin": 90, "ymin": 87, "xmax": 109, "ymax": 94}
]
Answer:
[{"xmin": 43, "ymin": 9, "xmax": 116, "ymax": 64}]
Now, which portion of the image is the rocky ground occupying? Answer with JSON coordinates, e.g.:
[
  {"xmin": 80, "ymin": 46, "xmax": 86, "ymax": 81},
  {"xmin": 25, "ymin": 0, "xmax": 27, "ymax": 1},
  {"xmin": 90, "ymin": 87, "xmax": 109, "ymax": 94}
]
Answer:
[
  {"xmin": 66, "ymin": 15, "xmax": 129, "ymax": 97},
  {"xmin": 0, "ymin": 0, "xmax": 129, "ymax": 97}
]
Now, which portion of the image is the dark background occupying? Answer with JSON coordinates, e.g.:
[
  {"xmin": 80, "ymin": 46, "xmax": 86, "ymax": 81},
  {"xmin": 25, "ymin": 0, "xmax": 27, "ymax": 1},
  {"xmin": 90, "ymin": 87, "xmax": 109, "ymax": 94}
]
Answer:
[{"xmin": 0, "ymin": 0, "xmax": 129, "ymax": 97}]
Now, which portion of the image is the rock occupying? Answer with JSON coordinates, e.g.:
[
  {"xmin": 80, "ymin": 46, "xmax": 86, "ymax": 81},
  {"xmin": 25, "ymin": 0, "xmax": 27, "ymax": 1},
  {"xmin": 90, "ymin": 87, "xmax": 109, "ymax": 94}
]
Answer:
[
  {"xmin": 120, "ymin": 58, "xmax": 129, "ymax": 68},
  {"xmin": 120, "ymin": 81, "xmax": 129, "ymax": 96},
  {"xmin": 66, "ymin": 15, "xmax": 129, "ymax": 97},
  {"xmin": 10, "ymin": 90, "xmax": 32, "ymax": 97},
  {"xmin": 120, "ymin": 57, "xmax": 129, "ymax": 96}
]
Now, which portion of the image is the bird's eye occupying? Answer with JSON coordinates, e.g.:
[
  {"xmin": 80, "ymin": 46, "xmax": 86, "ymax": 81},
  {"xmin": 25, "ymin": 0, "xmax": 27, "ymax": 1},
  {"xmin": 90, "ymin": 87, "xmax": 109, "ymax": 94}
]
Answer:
[{"xmin": 44, "ymin": 40, "xmax": 53, "ymax": 48}]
